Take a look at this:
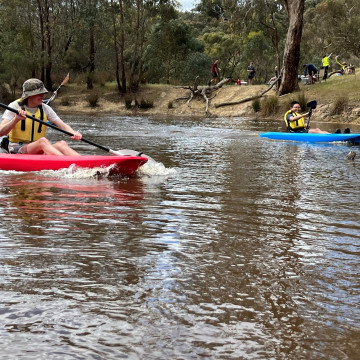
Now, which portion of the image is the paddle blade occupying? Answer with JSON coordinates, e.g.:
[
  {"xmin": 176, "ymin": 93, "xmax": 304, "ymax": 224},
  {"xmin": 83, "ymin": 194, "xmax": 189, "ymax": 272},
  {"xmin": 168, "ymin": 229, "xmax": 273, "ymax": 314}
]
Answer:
[
  {"xmin": 61, "ymin": 73, "xmax": 70, "ymax": 86},
  {"xmin": 307, "ymin": 100, "xmax": 317, "ymax": 109},
  {"xmin": 110, "ymin": 149, "xmax": 155, "ymax": 162}
]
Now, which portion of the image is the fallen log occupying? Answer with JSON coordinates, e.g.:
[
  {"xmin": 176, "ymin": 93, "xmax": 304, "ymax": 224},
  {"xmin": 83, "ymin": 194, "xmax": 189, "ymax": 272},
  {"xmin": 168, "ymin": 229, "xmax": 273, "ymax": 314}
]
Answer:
[
  {"xmin": 176, "ymin": 77, "xmax": 231, "ymax": 116},
  {"xmin": 214, "ymin": 77, "xmax": 280, "ymax": 108}
]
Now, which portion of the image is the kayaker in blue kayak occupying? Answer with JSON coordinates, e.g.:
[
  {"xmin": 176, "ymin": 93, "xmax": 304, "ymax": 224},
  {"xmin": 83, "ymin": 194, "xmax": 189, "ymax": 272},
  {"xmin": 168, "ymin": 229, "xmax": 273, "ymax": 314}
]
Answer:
[
  {"xmin": 284, "ymin": 101, "xmax": 330, "ymax": 134},
  {"xmin": 0, "ymin": 78, "xmax": 82, "ymax": 155}
]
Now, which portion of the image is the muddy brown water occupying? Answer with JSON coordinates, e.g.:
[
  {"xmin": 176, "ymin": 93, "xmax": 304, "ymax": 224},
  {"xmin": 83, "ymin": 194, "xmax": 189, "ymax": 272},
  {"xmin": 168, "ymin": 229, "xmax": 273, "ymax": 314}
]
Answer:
[{"xmin": 0, "ymin": 115, "xmax": 359, "ymax": 359}]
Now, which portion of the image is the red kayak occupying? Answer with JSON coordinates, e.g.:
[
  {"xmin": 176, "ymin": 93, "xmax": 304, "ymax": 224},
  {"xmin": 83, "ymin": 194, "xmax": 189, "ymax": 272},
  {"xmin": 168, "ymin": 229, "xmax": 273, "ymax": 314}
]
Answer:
[{"xmin": 0, "ymin": 153, "xmax": 148, "ymax": 176}]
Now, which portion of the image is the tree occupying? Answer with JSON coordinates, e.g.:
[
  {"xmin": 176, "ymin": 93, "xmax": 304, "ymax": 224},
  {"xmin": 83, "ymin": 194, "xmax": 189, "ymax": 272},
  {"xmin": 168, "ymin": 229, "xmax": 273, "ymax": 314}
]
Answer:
[
  {"xmin": 278, "ymin": 0, "xmax": 305, "ymax": 95},
  {"xmin": 144, "ymin": 19, "xmax": 196, "ymax": 84}
]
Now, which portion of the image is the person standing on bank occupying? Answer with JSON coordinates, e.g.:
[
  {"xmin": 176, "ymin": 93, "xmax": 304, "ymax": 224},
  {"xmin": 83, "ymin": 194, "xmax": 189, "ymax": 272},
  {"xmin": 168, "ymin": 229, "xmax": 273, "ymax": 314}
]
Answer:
[
  {"xmin": 210, "ymin": 60, "xmax": 221, "ymax": 84},
  {"xmin": 322, "ymin": 53, "xmax": 332, "ymax": 80},
  {"xmin": 247, "ymin": 61, "xmax": 256, "ymax": 85},
  {"xmin": 0, "ymin": 78, "xmax": 82, "ymax": 155}
]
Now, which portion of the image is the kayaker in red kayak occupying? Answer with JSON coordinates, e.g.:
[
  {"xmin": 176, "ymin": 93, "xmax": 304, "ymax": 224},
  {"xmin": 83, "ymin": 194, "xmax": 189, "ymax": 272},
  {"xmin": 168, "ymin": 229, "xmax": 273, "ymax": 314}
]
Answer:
[{"xmin": 0, "ymin": 78, "xmax": 82, "ymax": 155}]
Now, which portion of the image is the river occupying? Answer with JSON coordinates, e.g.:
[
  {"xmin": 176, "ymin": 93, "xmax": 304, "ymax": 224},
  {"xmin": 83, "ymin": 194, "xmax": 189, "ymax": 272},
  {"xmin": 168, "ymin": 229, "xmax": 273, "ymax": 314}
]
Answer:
[{"xmin": 0, "ymin": 114, "xmax": 359, "ymax": 360}]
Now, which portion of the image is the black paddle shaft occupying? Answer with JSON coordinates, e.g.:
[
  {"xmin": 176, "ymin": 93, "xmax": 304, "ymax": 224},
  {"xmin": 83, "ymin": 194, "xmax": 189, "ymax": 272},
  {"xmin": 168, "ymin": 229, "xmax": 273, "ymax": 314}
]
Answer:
[
  {"xmin": 0, "ymin": 102, "xmax": 111, "ymax": 153},
  {"xmin": 306, "ymin": 100, "xmax": 317, "ymax": 129}
]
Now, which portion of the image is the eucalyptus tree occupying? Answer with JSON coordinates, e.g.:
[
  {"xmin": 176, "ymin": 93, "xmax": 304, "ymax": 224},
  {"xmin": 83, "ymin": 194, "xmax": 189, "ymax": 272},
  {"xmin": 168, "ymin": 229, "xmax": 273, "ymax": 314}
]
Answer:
[
  {"xmin": 0, "ymin": 0, "xmax": 33, "ymax": 95},
  {"xmin": 0, "ymin": 0, "xmax": 83, "ymax": 92},
  {"xmin": 302, "ymin": 0, "xmax": 360, "ymax": 63},
  {"xmin": 106, "ymin": 0, "xmax": 127, "ymax": 92},
  {"xmin": 193, "ymin": 0, "xmax": 287, "ymax": 85},
  {"xmin": 278, "ymin": 0, "xmax": 306, "ymax": 95}
]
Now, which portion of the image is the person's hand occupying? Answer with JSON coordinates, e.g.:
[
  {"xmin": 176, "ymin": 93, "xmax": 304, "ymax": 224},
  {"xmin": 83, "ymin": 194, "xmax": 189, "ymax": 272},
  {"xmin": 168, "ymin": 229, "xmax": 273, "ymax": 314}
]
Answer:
[
  {"xmin": 71, "ymin": 131, "xmax": 82, "ymax": 140},
  {"xmin": 15, "ymin": 109, "xmax": 27, "ymax": 122}
]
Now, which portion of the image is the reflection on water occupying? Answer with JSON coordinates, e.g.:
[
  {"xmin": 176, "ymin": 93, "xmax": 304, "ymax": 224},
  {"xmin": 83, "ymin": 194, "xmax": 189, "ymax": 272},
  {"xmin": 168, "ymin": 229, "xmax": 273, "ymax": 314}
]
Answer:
[{"xmin": 0, "ymin": 115, "xmax": 359, "ymax": 359}]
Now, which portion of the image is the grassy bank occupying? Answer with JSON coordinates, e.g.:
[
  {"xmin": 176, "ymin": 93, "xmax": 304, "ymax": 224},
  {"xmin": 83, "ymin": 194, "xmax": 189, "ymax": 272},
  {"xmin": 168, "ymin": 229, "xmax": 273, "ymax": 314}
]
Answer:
[{"xmin": 52, "ymin": 71, "xmax": 360, "ymax": 124}]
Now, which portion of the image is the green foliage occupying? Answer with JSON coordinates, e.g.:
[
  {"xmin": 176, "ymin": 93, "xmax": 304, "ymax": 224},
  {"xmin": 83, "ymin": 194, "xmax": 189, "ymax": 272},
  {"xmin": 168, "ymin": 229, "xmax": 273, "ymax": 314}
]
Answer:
[
  {"xmin": 195, "ymin": 0, "xmax": 225, "ymax": 19},
  {"xmin": 252, "ymin": 99, "xmax": 261, "ymax": 113},
  {"xmin": 302, "ymin": 0, "xmax": 360, "ymax": 69},
  {"xmin": 144, "ymin": 19, "xmax": 200, "ymax": 84},
  {"xmin": 0, "ymin": 0, "xmax": 359, "ymax": 95},
  {"xmin": 240, "ymin": 31, "xmax": 274, "ymax": 83},
  {"xmin": 181, "ymin": 52, "xmax": 212, "ymax": 85}
]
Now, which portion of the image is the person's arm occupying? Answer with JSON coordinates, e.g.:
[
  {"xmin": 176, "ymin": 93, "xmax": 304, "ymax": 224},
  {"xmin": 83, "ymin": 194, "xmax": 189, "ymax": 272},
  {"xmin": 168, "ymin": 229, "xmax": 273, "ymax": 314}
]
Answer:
[
  {"xmin": 288, "ymin": 112, "xmax": 309, "ymax": 122},
  {"xmin": 51, "ymin": 118, "xmax": 82, "ymax": 140},
  {"xmin": 45, "ymin": 105, "xmax": 82, "ymax": 140},
  {"xmin": 0, "ymin": 107, "xmax": 27, "ymax": 137},
  {"xmin": 335, "ymin": 56, "xmax": 342, "ymax": 67}
]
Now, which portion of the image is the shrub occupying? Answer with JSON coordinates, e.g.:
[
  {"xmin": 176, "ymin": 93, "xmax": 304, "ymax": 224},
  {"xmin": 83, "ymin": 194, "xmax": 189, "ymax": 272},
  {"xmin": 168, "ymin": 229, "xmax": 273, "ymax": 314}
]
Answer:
[
  {"xmin": 329, "ymin": 96, "xmax": 348, "ymax": 115},
  {"xmin": 87, "ymin": 91, "xmax": 99, "ymax": 107},
  {"xmin": 261, "ymin": 95, "xmax": 279, "ymax": 117},
  {"xmin": 124, "ymin": 94, "xmax": 132, "ymax": 109},
  {"xmin": 168, "ymin": 101, "xmax": 173, "ymax": 109},
  {"xmin": 60, "ymin": 96, "xmax": 71, "ymax": 106},
  {"xmin": 138, "ymin": 97, "xmax": 154, "ymax": 109},
  {"xmin": 252, "ymin": 98, "xmax": 261, "ymax": 112}
]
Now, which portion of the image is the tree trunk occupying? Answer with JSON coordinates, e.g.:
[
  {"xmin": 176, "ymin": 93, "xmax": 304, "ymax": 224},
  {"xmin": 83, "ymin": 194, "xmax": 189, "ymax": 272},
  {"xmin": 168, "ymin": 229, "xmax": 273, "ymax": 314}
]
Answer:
[
  {"xmin": 278, "ymin": 0, "xmax": 305, "ymax": 95},
  {"xmin": 110, "ymin": 0, "xmax": 121, "ymax": 92},
  {"xmin": 36, "ymin": 0, "xmax": 45, "ymax": 81},
  {"xmin": 44, "ymin": 0, "xmax": 53, "ymax": 91},
  {"xmin": 118, "ymin": 0, "xmax": 126, "ymax": 93},
  {"xmin": 87, "ymin": 25, "xmax": 95, "ymax": 90}
]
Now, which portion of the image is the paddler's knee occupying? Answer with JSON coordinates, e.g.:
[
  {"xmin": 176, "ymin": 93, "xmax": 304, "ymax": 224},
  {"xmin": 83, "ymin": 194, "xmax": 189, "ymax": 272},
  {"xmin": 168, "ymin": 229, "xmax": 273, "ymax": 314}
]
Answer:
[
  {"xmin": 37, "ymin": 137, "xmax": 52, "ymax": 147},
  {"xmin": 55, "ymin": 140, "xmax": 69, "ymax": 148}
]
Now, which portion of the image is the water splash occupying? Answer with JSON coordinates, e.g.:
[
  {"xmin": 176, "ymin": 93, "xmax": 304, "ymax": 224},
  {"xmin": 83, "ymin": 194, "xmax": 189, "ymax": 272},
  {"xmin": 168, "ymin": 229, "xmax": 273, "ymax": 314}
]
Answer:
[{"xmin": 138, "ymin": 159, "xmax": 177, "ymax": 177}]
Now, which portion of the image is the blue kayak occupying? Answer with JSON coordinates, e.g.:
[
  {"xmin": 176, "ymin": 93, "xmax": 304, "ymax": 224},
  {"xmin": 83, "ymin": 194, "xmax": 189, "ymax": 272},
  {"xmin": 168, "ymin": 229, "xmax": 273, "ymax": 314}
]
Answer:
[{"xmin": 260, "ymin": 132, "xmax": 360, "ymax": 144}]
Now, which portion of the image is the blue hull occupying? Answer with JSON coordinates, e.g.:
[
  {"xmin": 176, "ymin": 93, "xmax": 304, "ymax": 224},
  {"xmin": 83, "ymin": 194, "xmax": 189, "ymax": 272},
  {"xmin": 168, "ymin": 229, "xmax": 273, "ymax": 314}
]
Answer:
[{"xmin": 260, "ymin": 132, "xmax": 360, "ymax": 144}]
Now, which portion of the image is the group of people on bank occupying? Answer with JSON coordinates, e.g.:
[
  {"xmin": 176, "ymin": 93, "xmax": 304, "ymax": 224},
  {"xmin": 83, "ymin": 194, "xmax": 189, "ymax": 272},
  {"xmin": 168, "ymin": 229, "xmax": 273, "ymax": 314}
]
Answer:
[{"xmin": 303, "ymin": 53, "xmax": 354, "ymax": 85}]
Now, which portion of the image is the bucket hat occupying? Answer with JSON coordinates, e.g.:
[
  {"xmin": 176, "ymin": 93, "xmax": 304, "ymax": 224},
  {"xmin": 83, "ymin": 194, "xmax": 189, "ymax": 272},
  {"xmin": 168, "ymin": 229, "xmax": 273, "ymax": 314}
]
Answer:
[{"xmin": 21, "ymin": 78, "xmax": 48, "ymax": 100}]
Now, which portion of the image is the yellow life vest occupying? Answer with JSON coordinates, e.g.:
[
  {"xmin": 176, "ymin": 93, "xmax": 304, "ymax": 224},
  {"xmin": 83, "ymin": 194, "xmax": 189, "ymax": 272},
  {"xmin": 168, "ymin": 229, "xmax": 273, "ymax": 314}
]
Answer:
[
  {"xmin": 322, "ymin": 56, "xmax": 329, "ymax": 67},
  {"xmin": 284, "ymin": 110, "xmax": 305, "ymax": 130},
  {"xmin": 8, "ymin": 101, "xmax": 47, "ymax": 143}
]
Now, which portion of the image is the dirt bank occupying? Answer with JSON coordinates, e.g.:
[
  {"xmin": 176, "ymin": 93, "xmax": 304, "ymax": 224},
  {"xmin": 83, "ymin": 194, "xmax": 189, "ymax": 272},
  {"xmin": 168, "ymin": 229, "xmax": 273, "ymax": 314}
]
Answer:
[{"xmin": 54, "ymin": 80, "xmax": 360, "ymax": 125}]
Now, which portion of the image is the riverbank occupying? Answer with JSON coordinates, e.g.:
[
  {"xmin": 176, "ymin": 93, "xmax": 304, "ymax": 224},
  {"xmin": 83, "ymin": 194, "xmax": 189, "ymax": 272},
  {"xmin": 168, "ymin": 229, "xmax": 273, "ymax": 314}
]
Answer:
[{"xmin": 53, "ymin": 72, "xmax": 360, "ymax": 125}]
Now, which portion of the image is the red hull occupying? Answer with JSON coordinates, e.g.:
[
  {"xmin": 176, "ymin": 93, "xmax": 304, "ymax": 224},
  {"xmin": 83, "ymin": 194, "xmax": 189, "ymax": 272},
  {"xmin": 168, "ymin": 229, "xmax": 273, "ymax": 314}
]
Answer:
[{"xmin": 0, "ymin": 154, "xmax": 148, "ymax": 176}]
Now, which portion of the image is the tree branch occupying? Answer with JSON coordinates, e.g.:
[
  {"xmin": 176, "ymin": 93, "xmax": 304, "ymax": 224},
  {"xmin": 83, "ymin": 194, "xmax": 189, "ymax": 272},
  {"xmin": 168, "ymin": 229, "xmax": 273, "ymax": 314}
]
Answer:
[{"xmin": 214, "ymin": 77, "xmax": 280, "ymax": 108}]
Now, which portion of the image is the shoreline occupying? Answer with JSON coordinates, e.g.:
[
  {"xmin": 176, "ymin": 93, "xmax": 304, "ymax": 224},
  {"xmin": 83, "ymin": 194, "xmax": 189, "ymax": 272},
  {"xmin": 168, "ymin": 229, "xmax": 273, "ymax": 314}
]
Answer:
[{"xmin": 52, "ymin": 81, "xmax": 360, "ymax": 126}]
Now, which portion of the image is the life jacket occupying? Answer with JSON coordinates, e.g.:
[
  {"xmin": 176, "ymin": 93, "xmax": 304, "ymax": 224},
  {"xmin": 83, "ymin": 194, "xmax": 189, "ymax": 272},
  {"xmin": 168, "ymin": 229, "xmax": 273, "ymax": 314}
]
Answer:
[
  {"xmin": 284, "ymin": 110, "xmax": 305, "ymax": 130},
  {"xmin": 8, "ymin": 100, "xmax": 47, "ymax": 143},
  {"xmin": 322, "ymin": 56, "xmax": 329, "ymax": 67}
]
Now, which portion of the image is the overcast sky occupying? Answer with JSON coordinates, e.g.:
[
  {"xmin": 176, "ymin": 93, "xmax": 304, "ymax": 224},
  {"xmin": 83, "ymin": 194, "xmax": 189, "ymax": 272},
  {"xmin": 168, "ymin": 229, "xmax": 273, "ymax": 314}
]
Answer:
[{"xmin": 178, "ymin": 0, "xmax": 197, "ymax": 11}]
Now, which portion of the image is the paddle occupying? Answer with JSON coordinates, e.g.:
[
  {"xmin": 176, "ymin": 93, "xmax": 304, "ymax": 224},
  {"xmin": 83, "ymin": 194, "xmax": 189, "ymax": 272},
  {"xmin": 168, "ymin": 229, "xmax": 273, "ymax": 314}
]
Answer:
[
  {"xmin": 0, "ymin": 102, "xmax": 143, "ymax": 157},
  {"xmin": 306, "ymin": 100, "xmax": 317, "ymax": 129},
  {"xmin": 44, "ymin": 73, "xmax": 70, "ymax": 105}
]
